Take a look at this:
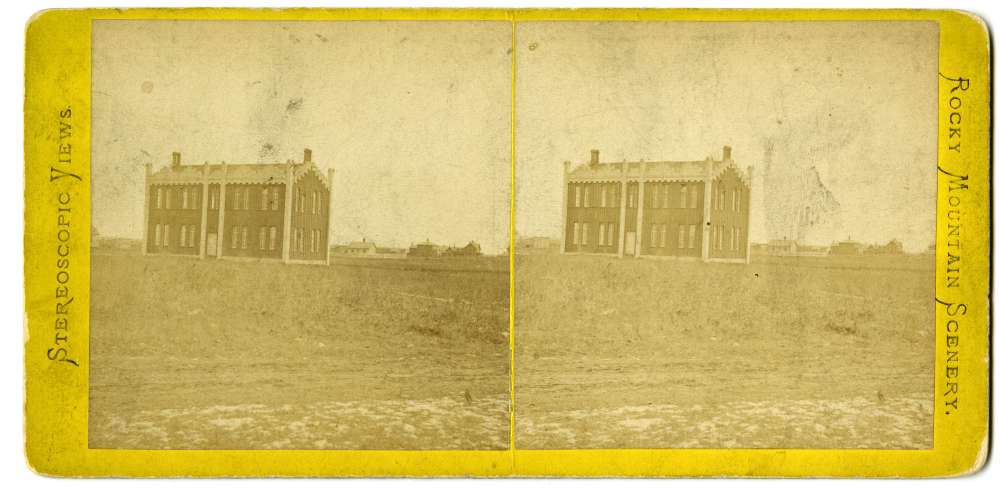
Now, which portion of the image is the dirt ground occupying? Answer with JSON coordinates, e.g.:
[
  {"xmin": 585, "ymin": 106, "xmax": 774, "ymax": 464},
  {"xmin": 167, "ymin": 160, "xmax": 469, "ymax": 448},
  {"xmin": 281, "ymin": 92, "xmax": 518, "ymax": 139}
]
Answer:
[
  {"xmin": 89, "ymin": 252, "xmax": 510, "ymax": 450},
  {"xmin": 513, "ymin": 253, "xmax": 935, "ymax": 449}
]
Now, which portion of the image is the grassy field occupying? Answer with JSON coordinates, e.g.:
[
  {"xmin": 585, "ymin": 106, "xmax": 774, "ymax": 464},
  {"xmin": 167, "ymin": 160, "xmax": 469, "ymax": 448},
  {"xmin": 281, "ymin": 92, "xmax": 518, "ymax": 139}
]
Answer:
[
  {"xmin": 89, "ymin": 252, "xmax": 509, "ymax": 450},
  {"xmin": 513, "ymin": 253, "xmax": 934, "ymax": 449}
]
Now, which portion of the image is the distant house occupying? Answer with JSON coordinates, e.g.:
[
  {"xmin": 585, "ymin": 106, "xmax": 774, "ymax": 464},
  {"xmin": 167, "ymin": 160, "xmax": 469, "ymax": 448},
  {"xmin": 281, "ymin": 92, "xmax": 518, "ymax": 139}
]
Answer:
[
  {"xmin": 516, "ymin": 236, "xmax": 559, "ymax": 253},
  {"xmin": 445, "ymin": 241, "xmax": 482, "ymax": 256},
  {"xmin": 830, "ymin": 239, "xmax": 863, "ymax": 256},
  {"xmin": 865, "ymin": 239, "xmax": 904, "ymax": 255},
  {"xmin": 144, "ymin": 148, "xmax": 333, "ymax": 264},
  {"xmin": 562, "ymin": 146, "xmax": 751, "ymax": 263},
  {"xmin": 767, "ymin": 239, "xmax": 798, "ymax": 256},
  {"xmin": 408, "ymin": 240, "xmax": 441, "ymax": 257},
  {"xmin": 344, "ymin": 239, "xmax": 377, "ymax": 256}
]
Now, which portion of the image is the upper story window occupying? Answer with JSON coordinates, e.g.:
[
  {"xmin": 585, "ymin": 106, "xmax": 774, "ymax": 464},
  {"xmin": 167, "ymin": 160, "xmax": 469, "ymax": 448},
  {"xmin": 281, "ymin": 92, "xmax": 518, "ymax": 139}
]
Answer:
[
  {"xmin": 164, "ymin": 188, "xmax": 172, "ymax": 209},
  {"xmin": 261, "ymin": 188, "xmax": 270, "ymax": 210},
  {"xmin": 271, "ymin": 187, "xmax": 280, "ymax": 210},
  {"xmin": 679, "ymin": 185, "xmax": 687, "ymax": 209},
  {"xmin": 574, "ymin": 185, "xmax": 581, "ymax": 208},
  {"xmin": 232, "ymin": 189, "xmax": 241, "ymax": 210}
]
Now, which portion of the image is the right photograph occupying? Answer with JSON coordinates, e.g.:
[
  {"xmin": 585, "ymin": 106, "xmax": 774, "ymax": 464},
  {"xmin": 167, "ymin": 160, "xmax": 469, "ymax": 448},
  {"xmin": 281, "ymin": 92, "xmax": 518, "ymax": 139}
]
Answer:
[{"xmin": 513, "ymin": 21, "xmax": 938, "ymax": 449}]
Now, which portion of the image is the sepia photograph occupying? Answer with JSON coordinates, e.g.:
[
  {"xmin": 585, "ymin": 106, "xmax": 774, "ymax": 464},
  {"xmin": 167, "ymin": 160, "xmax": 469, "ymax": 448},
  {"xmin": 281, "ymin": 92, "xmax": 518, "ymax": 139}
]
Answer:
[
  {"xmin": 513, "ymin": 21, "xmax": 938, "ymax": 449},
  {"xmin": 89, "ymin": 20, "xmax": 512, "ymax": 450}
]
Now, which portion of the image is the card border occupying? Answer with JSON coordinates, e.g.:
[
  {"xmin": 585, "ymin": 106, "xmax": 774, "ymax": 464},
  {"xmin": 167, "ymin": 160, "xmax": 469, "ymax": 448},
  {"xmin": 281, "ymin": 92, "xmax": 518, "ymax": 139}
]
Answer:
[{"xmin": 23, "ymin": 8, "xmax": 991, "ymax": 477}]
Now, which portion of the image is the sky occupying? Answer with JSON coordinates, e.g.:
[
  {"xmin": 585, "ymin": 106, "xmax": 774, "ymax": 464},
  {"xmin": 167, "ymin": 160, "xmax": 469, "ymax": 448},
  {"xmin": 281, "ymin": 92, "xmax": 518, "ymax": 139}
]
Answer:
[
  {"xmin": 92, "ymin": 20, "xmax": 512, "ymax": 254},
  {"xmin": 514, "ymin": 21, "xmax": 938, "ymax": 252}
]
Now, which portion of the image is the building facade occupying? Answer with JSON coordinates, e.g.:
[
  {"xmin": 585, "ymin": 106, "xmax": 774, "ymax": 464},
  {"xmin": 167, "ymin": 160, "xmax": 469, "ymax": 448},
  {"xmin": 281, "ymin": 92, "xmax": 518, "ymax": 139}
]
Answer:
[
  {"xmin": 144, "ymin": 148, "xmax": 334, "ymax": 264},
  {"xmin": 561, "ymin": 146, "xmax": 752, "ymax": 263}
]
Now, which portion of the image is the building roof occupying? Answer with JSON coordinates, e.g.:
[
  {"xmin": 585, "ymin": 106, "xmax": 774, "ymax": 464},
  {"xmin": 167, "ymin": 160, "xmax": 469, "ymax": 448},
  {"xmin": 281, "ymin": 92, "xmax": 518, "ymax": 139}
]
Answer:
[
  {"xmin": 148, "ymin": 154, "xmax": 331, "ymax": 189},
  {"xmin": 565, "ymin": 149, "xmax": 751, "ymax": 186}
]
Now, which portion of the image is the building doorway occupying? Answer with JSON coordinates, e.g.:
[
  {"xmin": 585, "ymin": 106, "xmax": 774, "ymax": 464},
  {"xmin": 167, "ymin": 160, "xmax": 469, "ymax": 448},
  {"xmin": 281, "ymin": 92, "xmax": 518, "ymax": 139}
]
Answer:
[
  {"xmin": 624, "ymin": 232, "xmax": 636, "ymax": 256},
  {"xmin": 206, "ymin": 233, "xmax": 217, "ymax": 257}
]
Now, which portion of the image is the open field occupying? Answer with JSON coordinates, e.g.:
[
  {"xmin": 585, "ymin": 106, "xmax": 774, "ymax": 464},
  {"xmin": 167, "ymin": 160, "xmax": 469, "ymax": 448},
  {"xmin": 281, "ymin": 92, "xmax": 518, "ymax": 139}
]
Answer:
[
  {"xmin": 89, "ymin": 252, "xmax": 509, "ymax": 450},
  {"xmin": 514, "ymin": 253, "xmax": 934, "ymax": 449}
]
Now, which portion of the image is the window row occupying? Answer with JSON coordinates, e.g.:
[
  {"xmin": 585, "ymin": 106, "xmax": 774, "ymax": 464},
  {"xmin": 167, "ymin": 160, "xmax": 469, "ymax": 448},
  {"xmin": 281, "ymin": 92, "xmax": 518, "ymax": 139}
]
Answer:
[
  {"xmin": 571, "ymin": 183, "xmax": 621, "ymax": 208},
  {"xmin": 152, "ymin": 223, "xmax": 197, "ymax": 248},
  {"xmin": 229, "ymin": 185, "xmax": 282, "ymax": 211},
  {"xmin": 569, "ymin": 182, "xmax": 702, "ymax": 209},
  {"xmin": 714, "ymin": 186, "xmax": 742, "ymax": 212},
  {"xmin": 295, "ymin": 190, "xmax": 324, "ymax": 214},
  {"xmin": 712, "ymin": 224, "xmax": 743, "ymax": 251},
  {"xmin": 290, "ymin": 227, "xmax": 324, "ymax": 253},
  {"xmin": 645, "ymin": 223, "xmax": 698, "ymax": 250},
  {"xmin": 570, "ymin": 222, "xmax": 619, "ymax": 247},
  {"xmin": 153, "ymin": 186, "xmax": 201, "ymax": 210}
]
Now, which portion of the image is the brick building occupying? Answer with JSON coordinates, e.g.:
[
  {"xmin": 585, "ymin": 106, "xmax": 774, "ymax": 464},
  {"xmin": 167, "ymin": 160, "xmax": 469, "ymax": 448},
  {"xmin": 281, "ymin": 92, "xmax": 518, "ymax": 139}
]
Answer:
[
  {"xmin": 561, "ymin": 146, "xmax": 752, "ymax": 263},
  {"xmin": 144, "ymin": 148, "xmax": 333, "ymax": 264}
]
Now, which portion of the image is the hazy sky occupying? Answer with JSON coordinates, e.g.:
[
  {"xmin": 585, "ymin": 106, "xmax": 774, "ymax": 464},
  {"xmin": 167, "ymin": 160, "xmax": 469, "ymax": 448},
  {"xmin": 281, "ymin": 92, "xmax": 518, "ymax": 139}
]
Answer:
[
  {"xmin": 515, "ymin": 21, "xmax": 938, "ymax": 251},
  {"xmin": 93, "ymin": 20, "xmax": 511, "ymax": 254}
]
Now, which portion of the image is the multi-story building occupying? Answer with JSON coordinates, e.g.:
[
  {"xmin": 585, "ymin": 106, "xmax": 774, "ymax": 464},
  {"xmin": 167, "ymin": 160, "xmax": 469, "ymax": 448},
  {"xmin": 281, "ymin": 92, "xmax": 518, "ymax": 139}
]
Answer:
[
  {"xmin": 561, "ymin": 146, "xmax": 752, "ymax": 263},
  {"xmin": 143, "ymin": 148, "xmax": 333, "ymax": 264}
]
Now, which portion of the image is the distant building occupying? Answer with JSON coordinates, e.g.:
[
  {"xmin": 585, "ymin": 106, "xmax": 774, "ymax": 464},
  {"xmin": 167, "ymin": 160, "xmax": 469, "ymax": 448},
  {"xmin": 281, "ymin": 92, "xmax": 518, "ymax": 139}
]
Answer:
[
  {"xmin": 767, "ymin": 239, "xmax": 798, "ymax": 256},
  {"xmin": 344, "ymin": 239, "xmax": 377, "ymax": 256},
  {"xmin": 516, "ymin": 236, "xmax": 559, "ymax": 253},
  {"xmin": 829, "ymin": 239, "xmax": 863, "ymax": 256},
  {"xmin": 865, "ymin": 239, "xmax": 904, "ymax": 255},
  {"xmin": 144, "ymin": 148, "xmax": 333, "ymax": 264},
  {"xmin": 561, "ymin": 146, "xmax": 752, "ymax": 263},
  {"xmin": 408, "ymin": 240, "xmax": 441, "ymax": 257},
  {"xmin": 445, "ymin": 241, "xmax": 482, "ymax": 256}
]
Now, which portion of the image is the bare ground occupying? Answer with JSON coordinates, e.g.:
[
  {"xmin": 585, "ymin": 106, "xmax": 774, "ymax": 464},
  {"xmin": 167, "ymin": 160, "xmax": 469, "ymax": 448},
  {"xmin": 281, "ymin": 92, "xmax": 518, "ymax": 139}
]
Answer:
[
  {"xmin": 89, "ymin": 252, "xmax": 510, "ymax": 450},
  {"xmin": 513, "ymin": 253, "xmax": 935, "ymax": 449}
]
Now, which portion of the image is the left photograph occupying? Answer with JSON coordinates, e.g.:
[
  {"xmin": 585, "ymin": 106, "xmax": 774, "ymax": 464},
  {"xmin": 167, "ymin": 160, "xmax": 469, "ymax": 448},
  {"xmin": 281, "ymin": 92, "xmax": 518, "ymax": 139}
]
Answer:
[{"xmin": 89, "ymin": 20, "xmax": 512, "ymax": 450}]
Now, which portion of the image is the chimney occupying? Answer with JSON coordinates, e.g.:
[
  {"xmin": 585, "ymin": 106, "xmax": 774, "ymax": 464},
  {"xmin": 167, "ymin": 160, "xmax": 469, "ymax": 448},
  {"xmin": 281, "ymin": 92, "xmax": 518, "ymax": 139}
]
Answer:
[
  {"xmin": 171, "ymin": 152, "xmax": 181, "ymax": 167},
  {"xmin": 722, "ymin": 145, "xmax": 732, "ymax": 162},
  {"xmin": 590, "ymin": 149, "xmax": 600, "ymax": 166},
  {"xmin": 303, "ymin": 148, "xmax": 312, "ymax": 164}
]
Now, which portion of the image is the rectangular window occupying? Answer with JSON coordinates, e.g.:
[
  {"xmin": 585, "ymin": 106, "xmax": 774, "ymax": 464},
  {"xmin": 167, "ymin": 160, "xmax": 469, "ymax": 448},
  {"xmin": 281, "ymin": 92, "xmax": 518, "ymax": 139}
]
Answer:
[
  {"xmin": 572, "ymin": 222, "xmax": 580, "ymax": 245},
  {"xmin": 271, "ymin": 187, "xmax": 280, "ymax": 210},
  {"xmin": 165, "ymin": 188, "xmax": 172, "ymax": 209},
  {"xmin": 677, "ymin": 225, "xmax": 685, "ymax": 249},
  {"xmin": 269, "ymin": 226, "xmax": 278, "ymax": 250},
  {"xmin": 155, "ymin": 188, "xmax": 162, "ymax": 209},
  {"xmin": 689, "ymin": 186, "xmax": 699, "ymax": 209},
  {"xmin": 731, "ymin": 190, "xmax": 736, "ymax": 211},
  {"xmin": 182, "ymin": 189, "xmax": 189, "ymax": 209},
  {"xmin": 180, "ymin": 225, "xmax": 187, "ymax": 247},
  {"xmin": 231, "ymin": 225, "xmax": 239, "ymax": 248},
  {"xmin": 241, "ymin": 226, "xmax": 248, "ymax": 249},
  {"xmin": 688, "ymin": 224, "xmax": 696, "ymax": 249},
  {"xmin": 243, "ymin": 188, "xmax": 250, "ymax": 210},
  {"xmin": 679, "ymin": 185, "xmax": 687, "ymax": 209},
  {"xmin": 209, "ymin": 188, "xmax": 217, "ymax": 210},
  {"xmin": 581, "ymin": 223, "xmax": 589, "ymax": 246},
  {"xmin": 233, "ymin": 189, "xmax": 241, "ymax": 210},
  {"xmin": 730, "ymin": 226, "xmax": 736, "ymax": 250},
  {"xmin": 608, "ymin": 223, "xmax": 616, "ymax": 246},
  {"xmin": 261, "ymin": 188, "xmax": 269, "ymax": 210},
  {"xmin": 259, "ymin": 227, "xmax": 267, "ymax": 250},
  {"xmin": 154, "ymin": 224, "xmax": 162, "ymax": 246}
]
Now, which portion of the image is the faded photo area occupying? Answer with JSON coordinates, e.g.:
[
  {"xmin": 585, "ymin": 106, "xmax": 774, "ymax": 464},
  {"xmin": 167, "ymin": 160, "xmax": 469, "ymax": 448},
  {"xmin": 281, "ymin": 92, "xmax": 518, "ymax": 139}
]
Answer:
[
  {"xmin": 514, "ymin": 22, "xmax": 937, "ymax": 449},
  {"xmin": 90, "ymin": 20, "xmax": 511, "ymax": 450}
]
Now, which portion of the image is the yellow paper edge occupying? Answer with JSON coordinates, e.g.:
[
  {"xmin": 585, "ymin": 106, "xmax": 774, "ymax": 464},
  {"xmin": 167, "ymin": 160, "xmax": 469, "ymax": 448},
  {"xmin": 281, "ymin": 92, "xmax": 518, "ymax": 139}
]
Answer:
[{"xmin": 23, "ymin": 8, "xmax": 990, "ymax": 477}]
